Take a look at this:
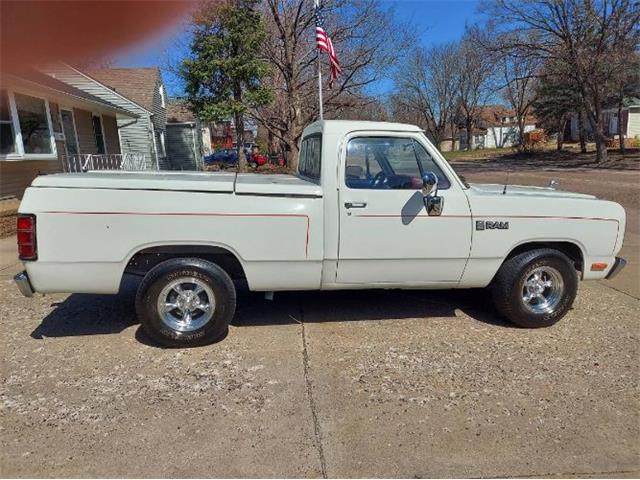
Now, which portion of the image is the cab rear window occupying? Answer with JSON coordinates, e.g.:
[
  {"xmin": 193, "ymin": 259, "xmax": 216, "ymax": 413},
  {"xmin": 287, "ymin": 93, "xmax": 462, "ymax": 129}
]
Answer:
[{"xmin": 298, "ymin": 134, "xmax": 322, "ymax": 182}]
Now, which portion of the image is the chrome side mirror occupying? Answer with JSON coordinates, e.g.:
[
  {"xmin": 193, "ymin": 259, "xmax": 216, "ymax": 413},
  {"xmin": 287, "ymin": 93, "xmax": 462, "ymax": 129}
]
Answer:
[
  {"xmin": 421, "ymin": 172, "xmax": 444, "ymax": 216},
  {"xmin": 421, "ymin": 172, "xmax": 438, "ymax": 196}
]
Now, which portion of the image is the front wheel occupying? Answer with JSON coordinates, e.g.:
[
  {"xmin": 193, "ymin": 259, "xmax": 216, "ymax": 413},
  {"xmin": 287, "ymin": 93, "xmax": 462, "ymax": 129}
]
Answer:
[
  {"xmin": 491, "ymin": 248, "xmax": 578, "ymax": 328},
  {"xmin": 135, "ymin": 258, "xmax": 236, "ymax": 347}
]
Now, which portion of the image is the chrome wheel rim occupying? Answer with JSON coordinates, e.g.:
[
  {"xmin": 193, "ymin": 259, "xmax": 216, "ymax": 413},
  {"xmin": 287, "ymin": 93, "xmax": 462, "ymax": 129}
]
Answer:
[
  {"xmin": 521, "ymin": 266, "xmax": 564, "ymax": 314},
  {"xmin": 157, "ymin": 278, "xmax": 215, "ymax": 332}
]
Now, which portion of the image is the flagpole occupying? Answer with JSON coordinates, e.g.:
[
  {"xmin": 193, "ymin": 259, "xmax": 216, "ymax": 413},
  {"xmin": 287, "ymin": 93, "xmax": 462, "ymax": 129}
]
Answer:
[
  {"xmin": 314, "ymin": 0, "xmax": 323, "ymax": 120},
  {"xmin": 317, "ymin": 54, "xmax": 324, "ymax": 120}
]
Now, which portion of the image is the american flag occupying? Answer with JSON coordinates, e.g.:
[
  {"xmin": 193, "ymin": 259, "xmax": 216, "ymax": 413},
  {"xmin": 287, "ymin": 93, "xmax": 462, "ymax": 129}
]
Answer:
[{"xmin": 314, "ymin": 0, "xmax": 341, "ymax": 87}]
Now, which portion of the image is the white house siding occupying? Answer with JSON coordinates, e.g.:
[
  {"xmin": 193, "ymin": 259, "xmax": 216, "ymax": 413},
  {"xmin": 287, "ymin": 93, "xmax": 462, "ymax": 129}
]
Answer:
[
  {"xmin": 628, "ymin": 109, "xmax": 640, "ymax": 138},
  {"xmin": 43, "ymin": 64, "xmax": 157, "ymax": 168},
  {"xmin": 570, "ymin": 108, "xmax": 640, "ymax": 141},
  {"xmin": 485, "ymin": 125, "xmax": 535, "ymax": 148}
]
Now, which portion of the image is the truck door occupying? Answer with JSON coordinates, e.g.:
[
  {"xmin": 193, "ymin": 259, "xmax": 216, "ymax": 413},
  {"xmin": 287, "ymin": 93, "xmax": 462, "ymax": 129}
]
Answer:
[{"xmin": 337, "ymin": 134, "xmax": 472, "ymax": 285}]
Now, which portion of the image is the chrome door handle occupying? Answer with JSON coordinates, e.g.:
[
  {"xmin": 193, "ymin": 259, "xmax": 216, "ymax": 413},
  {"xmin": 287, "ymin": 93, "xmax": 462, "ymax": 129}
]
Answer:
[{"xmin": 345, "ymin": 202, "xmax": 367, "ymax": 209}]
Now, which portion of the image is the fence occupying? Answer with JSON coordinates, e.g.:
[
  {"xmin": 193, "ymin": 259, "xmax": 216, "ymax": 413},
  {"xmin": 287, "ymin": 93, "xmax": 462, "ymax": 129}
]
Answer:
[{"xmin": 62, "ymin": 154, "xmax": 151, "ymax": 173}]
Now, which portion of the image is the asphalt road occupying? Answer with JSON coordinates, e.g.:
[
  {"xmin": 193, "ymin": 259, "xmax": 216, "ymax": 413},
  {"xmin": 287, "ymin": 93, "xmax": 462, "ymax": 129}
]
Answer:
[{"xmin": 1, "ymin": 166, "xmax": 638, "ymax": 478}]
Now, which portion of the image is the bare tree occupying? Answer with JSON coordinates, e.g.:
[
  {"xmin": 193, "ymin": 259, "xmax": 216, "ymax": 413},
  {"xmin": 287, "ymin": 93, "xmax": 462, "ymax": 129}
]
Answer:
[
  {"xmin": 393, "ymin": 43, "xmax": 461, "ymax": 148},
  {"xmin": 456, "ymin": 28, "xmax": 495, "ymax": 150},
  {"xmin": 484, "ymin": 0, "xmax": 640, "ymax": 162},
  {"xmin": 497, "ymin": 46, "xmax": 539, "ymax": 148},
  {"xmin": 253, "ymin": 0, "xmax": 410, "ymax": 169},
  {"xmin": 608, "ymin": 51, "xmax": 640, "ymax": 154}
]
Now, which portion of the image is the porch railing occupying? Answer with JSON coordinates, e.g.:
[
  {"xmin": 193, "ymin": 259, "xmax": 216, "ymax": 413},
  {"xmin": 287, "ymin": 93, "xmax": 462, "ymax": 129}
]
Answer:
[{"xmin": 62, "ymin": 153, "xmax": 152, "ymax": 172}]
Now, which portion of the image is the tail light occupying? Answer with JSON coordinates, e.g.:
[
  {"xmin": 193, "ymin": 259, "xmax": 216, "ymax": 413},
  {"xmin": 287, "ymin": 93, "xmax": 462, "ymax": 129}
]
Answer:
[{"xmin": 17, "ymin": 214, "xmax": 37, "ymax": 261}]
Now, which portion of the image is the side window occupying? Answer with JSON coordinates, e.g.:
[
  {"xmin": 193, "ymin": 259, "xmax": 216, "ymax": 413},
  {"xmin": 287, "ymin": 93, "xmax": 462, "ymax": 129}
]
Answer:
[
  {"xmin": 298, "ymin": 134, "xmax": 321, "ymax": 182},
  {"xmin": 345, "ymin": 137, "xmax": 450, "ymax": 190},
  {"xmin": 413, "ymin": 141, "xmax": 450, "ymax": 189}
]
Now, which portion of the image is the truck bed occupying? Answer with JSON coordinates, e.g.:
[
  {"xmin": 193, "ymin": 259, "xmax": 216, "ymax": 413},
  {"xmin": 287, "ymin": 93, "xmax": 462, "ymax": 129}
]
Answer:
[{"xmin": 31, "ymin": 171, "xmax": 323, "ymax": 197}]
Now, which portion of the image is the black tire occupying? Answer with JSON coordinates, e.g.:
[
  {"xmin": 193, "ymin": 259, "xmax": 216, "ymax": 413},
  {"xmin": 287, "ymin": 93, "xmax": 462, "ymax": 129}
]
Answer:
[
  {"xmin": 491, "ymin": 248, "xmax": 578, "ymax": 328},
  {"xmin": 135, "ymin": 257, "xmax": 236, "ymax": 347}
]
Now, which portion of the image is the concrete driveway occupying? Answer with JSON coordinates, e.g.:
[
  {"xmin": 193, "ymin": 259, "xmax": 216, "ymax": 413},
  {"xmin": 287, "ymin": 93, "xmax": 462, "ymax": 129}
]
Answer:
[
  {"xmin": 1, "ymin": 165, "xmax": 639, "ymax": 478},
  {"xmin": 1, "ymin": 256, "xmax": 638, "ymax": 477}
]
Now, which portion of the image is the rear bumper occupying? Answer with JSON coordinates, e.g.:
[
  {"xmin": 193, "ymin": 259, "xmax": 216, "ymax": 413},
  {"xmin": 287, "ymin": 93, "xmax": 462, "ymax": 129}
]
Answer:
[
  {"xmin": 14, "ymin": 271, "xmax": 35, "ymax": 297},
  {"xmin": 606, "ymin": 257, "xmax": 627, "ymax": 280}
]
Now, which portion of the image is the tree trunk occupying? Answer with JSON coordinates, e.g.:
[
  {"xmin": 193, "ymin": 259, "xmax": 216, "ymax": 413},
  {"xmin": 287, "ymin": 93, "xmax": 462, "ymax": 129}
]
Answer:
[
  {"xmin": 556, "ymin": 115, "xmax": 567, "ymax": 151},
  {"xmin": 592, "ymin": 103, "xmax": 608, "ymax": 163},
  {"xmin": 282, "ymin": 130, "xmax": 299, "ymax": 171},
  {"xmin": 518, "ymin": 117, "xmax": 526, "ymax": 150},
  {"xmin": 578, "ymin": 110, "xmax": 587, "ymax": 154},
  {"xmin": 466, "ymin": 121, "xmax": 473, "ymax": 151},
  {"xmin": 618, "ymin": 100, "xmax": 625, "ymax": 155},
  {"xmin": 234, "ymin": 111, "xmax": 247, "ymax": 172}
]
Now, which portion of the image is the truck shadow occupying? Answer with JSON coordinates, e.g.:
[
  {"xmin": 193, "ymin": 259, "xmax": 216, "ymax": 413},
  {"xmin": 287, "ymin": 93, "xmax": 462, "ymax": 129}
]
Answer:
[
  {"xmin": 231, "ymin": 288, "xmax": 513, "ymax": 329},
  {"xmin": 30, "ymin": 279, "xmax": 514, "ymax": 342},
  {"xmin": 30, "ymin": 276, "xmax": 140, "ymax": 340}
]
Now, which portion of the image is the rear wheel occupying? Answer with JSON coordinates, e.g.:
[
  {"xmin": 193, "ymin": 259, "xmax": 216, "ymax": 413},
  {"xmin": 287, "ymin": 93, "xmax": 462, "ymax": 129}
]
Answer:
[
  {"xmin": 135, "ymin": 258, "xmax": 236, "ymax": 347},
  {"xmin": 491, "ymin": 248, "xmax": 578, "ymax": 328}
]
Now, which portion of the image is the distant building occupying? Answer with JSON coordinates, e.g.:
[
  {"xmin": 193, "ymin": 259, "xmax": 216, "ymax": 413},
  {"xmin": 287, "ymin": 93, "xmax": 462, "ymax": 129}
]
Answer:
[
  {"xmin": 456, "ymin": 105, "xmax": 538, "ymax": 150},
  {"xmin": 165, "ymin": 98, "xmax": 211, "ymax": 170},
  {"xmin": 568, "ymin": 97, "xmax": 640, "ymax": 142},
  {"xmin": 209, "ymin": 118, "xmax": 257, "ymax": 150}
]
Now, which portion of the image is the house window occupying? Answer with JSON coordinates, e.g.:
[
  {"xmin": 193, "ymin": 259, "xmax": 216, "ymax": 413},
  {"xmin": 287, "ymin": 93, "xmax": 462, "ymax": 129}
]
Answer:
[
  {"xmin": 159, "ymin": 85, "xmax": 165, "ymax": 108},
  {"xmin": 159, "ymin": 131, "xmax": 166, "ymax": 157},
  {"xmin": 0, "ymin": 90, "xmax": 16, "ymax": 155},
  {"xmin": 0, "ymin": 89, "xmax": 56, "ymax": 159},
  {"xmin": 92, "ymin": 115, "xmax": 106, "ymax": 154},
  {"xmin": 14, "ymin": 93, "xmax": 54, "ymax": 154}
]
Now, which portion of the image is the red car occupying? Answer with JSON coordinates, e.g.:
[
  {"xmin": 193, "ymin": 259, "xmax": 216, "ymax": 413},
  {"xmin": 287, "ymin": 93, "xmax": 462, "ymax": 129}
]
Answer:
[{"xmin": 248, "ymin": 152, "xmax": 268, "ymax": 167}]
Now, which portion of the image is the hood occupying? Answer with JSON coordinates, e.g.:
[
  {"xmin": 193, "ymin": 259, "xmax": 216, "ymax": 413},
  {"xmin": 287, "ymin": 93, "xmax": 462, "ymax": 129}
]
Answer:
[{"xmin": 468, "ymin": 183, "xmax": 597, "ymax": 200}]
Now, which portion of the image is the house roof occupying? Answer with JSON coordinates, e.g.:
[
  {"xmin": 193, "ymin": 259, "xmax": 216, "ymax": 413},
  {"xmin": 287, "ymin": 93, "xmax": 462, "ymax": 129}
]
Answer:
[
  {"xmin": 83, "ymin": 67, "xmax": 160, "ymax": 112},
  {"xmin": 167, "ymin": 98, "xmax": 197, "ymax": 123},
  {"xmin": 3, "ymin": 68, "xmax": 135, "ymax": 117},
  {"xmin": 623, "ymin": 96, "xmax": 640, "ymax": 107},
  {"xmin": 477, "ymin": 105, "xmax": 537, "ymax": 127}
]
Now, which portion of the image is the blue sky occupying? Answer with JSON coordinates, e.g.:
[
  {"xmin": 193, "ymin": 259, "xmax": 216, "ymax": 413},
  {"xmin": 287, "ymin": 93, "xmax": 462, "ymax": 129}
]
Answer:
[{"xmin": 115, "ymin": 0, "xmax": 482, "ymax": 97}]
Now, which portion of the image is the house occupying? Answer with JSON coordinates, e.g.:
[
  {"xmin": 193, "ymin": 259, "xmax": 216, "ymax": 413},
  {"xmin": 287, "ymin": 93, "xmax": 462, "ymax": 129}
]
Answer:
[
  {"xmin": 210, "ymin": 118, "xmax": 257, "ymax": 150},
  {"xmin": 438, "ymin": 125, "xmax": 462, "ymax": 152},
  {"xmin": 165, "ymin": 98, "xmax": 211, "ymax": 170},
  {"xmin": 568, "ymin": 97, "xmax": 640, "ymax": 142},
  {"xmin": 457, "ymin": 106, "xmax": 538, "ymax": 150},
  {"xmin": 43, "ymin": 64, "xmax": 168, "ymax": 169},
  {"xmin": 0, "ymin": 69, "xmax": 134, "ymax": 198}
]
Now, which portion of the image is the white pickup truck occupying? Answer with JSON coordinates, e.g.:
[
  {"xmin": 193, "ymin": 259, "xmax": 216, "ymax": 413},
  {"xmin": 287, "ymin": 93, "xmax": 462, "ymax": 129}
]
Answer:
[{"xmin": 15, "ymin": 120, "xmax": 626, "ymax": 347}]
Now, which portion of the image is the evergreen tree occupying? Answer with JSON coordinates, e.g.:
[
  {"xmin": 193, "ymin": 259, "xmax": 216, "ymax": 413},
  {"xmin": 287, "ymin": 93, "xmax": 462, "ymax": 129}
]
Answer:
[
  {"xmin": 181, "ymin": 0, "xmax": 272, "ymax": 171},
  {"xmin": 533, "ymin": 62, "xmax": 583, "ymax": 151}
]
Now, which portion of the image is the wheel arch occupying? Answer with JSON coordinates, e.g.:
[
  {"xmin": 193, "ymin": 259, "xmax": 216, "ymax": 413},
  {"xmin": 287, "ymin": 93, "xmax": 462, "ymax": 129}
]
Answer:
[
  {"xmin": 504, "ymin": 240, "xmax": 585, "ymax": 276},
  {"xmin": 123, "ymin": 243, "xmax": 248, "ymax": 284}
]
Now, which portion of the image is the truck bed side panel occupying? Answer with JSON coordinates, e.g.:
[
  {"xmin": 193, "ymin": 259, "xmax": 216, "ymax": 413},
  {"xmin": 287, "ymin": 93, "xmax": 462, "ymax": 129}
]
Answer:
[{"xmin": 20, "ymin": 187, "xmax": 324, "ymax": 293}]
